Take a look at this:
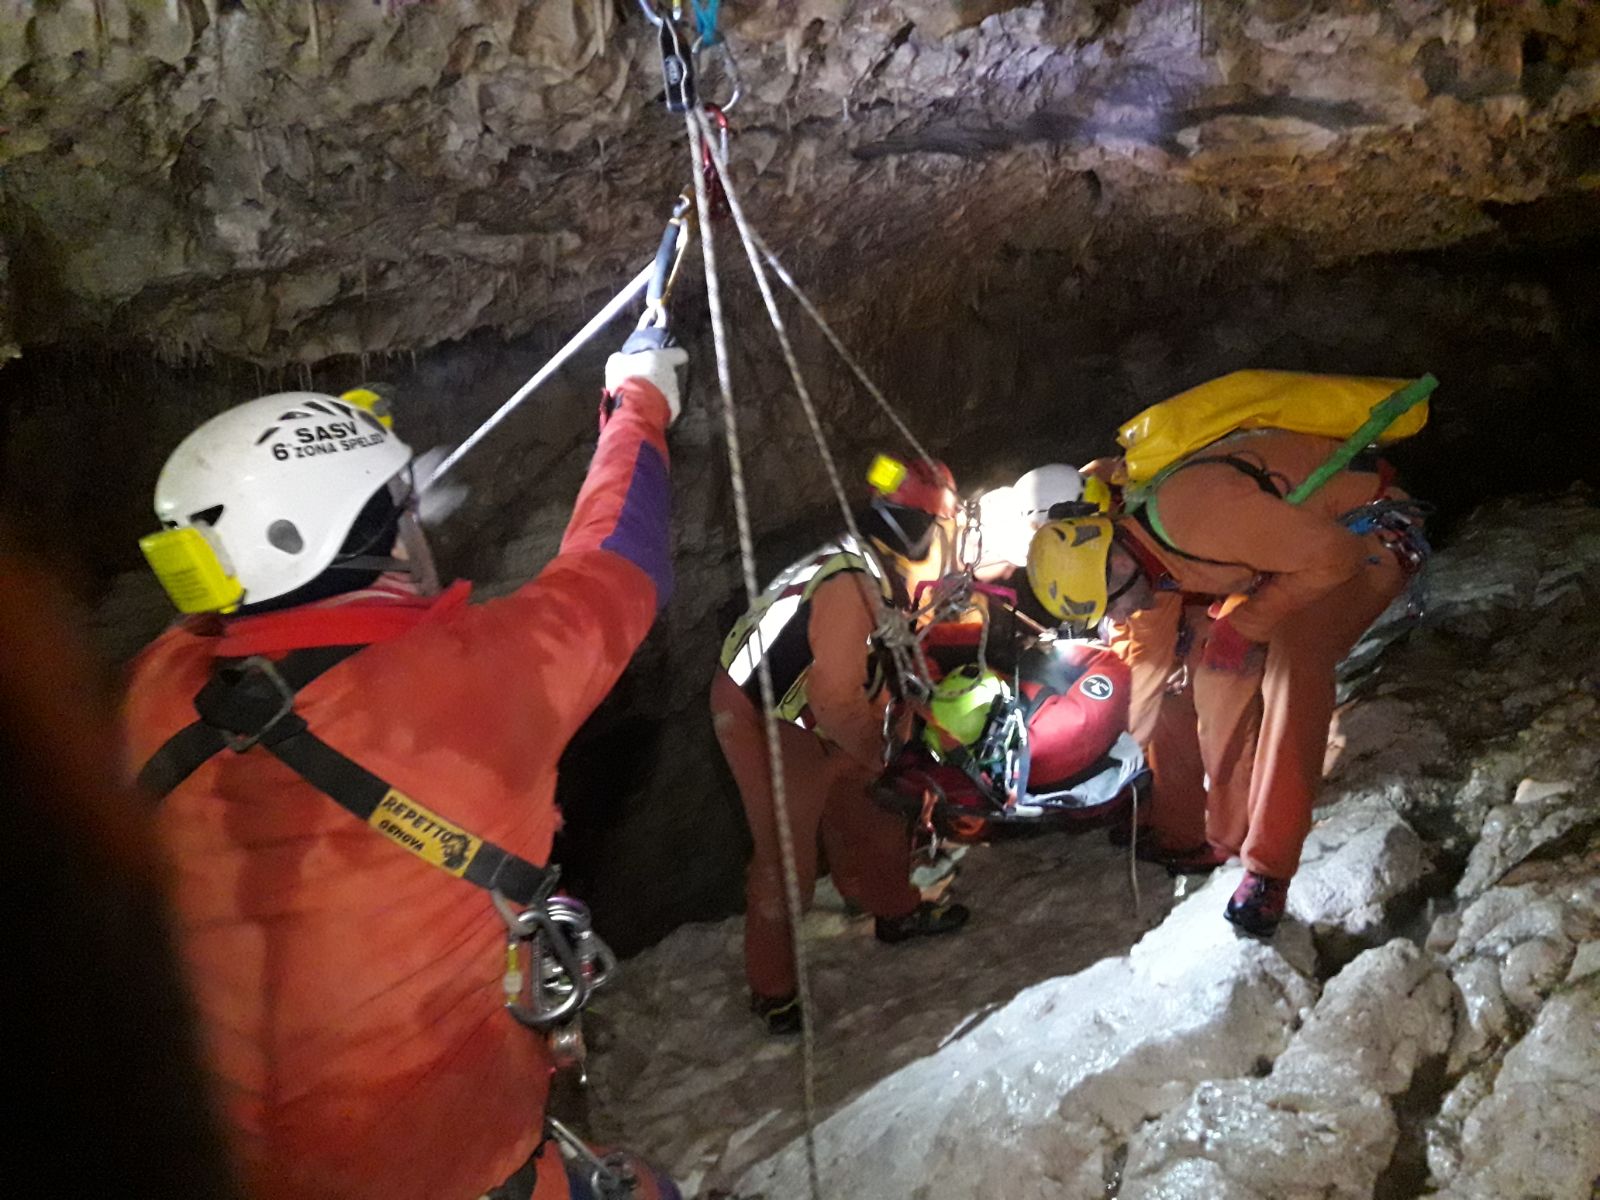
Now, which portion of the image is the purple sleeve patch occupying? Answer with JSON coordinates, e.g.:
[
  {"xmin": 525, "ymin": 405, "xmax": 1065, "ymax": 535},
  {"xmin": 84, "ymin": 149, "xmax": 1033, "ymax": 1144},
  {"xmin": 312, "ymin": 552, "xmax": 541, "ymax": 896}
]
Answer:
[{"xmin": 601, "ymin": 440, "xmax": 673, "ymax": 609}]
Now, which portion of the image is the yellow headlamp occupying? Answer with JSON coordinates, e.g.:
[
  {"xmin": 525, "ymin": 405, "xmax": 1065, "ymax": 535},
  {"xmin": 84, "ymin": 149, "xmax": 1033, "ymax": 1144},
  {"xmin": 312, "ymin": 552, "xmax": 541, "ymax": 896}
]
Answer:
[
  {"xmin": 867, "ymin": 454, "xmax": 908, "ymax": 497},
  {"xmin": 340, "ymin": 385, "xmax": 395, "ymax": 430},
  {"xmin": 139, "ymin": 526, "xmax": 244, "ymax": 614}
]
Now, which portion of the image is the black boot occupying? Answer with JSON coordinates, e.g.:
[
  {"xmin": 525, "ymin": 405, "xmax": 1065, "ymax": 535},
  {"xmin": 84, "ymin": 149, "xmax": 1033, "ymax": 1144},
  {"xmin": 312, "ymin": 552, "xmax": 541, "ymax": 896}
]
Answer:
[
  {"xmin": 874, "ymin": 899, "xmax": 971, "ymax": 945},
  {"xmin": 750, "ymin": 991, "xmax": 803, "ymax": 1036}
]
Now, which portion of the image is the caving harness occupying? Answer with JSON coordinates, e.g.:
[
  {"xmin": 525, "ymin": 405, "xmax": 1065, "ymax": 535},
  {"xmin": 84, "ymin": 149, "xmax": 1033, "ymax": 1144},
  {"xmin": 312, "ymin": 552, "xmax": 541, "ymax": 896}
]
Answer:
[
  {"xmin": 135, "ymin": 642, "xmax": 617, "ymax": 1040},
  {"xmin": 1125, "ymin": 375, "xmax": 1439, "ymax": 580},
  {"xmin": 719, "ymin": 535, "xmax": 905, "ymax": 723}
]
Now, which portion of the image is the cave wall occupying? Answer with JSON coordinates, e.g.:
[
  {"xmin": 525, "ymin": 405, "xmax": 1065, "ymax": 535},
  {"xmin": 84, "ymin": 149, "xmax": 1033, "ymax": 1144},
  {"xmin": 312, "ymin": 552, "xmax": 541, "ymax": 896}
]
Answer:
[{"xmin": 4, "ymin": 1, "xmax": 1600, "ymax": 364}]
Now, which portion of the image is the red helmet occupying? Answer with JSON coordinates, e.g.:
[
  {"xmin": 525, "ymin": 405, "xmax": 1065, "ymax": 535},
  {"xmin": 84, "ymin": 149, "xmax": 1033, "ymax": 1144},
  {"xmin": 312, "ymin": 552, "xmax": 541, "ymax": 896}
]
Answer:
[{"xmin": 867, "ymin": 454, "xmax": 959, "ymax": 517}]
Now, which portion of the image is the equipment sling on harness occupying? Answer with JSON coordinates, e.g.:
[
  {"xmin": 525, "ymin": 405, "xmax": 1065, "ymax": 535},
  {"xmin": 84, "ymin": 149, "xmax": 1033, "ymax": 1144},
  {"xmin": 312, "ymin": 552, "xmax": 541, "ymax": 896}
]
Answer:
[{"xmin": 136, "ymin": 644, "xmax": 618, "ymax": 1035}]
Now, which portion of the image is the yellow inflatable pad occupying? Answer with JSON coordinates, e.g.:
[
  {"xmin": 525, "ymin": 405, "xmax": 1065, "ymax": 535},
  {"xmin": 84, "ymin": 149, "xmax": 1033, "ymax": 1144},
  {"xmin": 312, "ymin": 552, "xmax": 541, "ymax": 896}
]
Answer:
[{"xmin": 1117, "ymin": 370, "xmax": 1430, "ymax": 483}]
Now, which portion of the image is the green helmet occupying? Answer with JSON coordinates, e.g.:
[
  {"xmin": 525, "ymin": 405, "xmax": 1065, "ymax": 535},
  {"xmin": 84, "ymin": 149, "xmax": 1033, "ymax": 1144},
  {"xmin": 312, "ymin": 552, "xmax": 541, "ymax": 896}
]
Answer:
[{"xmin": 924, "ymin": 666, "xmax": 1009, "ymax": 753}]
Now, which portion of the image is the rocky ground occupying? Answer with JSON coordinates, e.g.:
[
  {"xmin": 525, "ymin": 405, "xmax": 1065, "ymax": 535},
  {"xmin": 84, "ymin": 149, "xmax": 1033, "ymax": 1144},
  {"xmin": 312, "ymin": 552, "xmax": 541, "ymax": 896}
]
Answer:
[{"xmin": 575, "ymin": 489, "xmax": 1600, "ymax": 1199}]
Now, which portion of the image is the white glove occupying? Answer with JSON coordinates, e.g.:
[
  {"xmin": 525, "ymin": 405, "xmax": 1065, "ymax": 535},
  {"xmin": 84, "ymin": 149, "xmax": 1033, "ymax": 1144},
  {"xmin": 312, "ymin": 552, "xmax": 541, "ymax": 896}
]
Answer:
[{"xmin": 605, "ymin": 345, "xmax": 689, "ymax": 424}]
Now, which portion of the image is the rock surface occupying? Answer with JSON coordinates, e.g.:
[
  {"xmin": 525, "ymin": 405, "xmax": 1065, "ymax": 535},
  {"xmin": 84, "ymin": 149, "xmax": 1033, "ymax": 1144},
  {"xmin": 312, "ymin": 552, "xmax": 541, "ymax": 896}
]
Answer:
[
  {"xmin": 2, "ymin": 1, "xmax": 1599, "ymax": 363},
  {"xmin": 575, "ymin": 493, "xmax": 1600, "ymax": 1199}
]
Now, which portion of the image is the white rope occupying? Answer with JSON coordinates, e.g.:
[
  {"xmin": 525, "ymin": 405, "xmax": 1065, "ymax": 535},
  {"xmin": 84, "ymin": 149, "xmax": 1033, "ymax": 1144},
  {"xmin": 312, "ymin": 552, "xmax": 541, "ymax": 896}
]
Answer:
[
  {"xmin": 695, "ymin": 107, "xmax": 931, "ymax": 703},
  {"xmin": 1127, "ymin": 784, "xmax": 1142, "ymax": 918},
  {"xmin": 686, "ymin": 109, "xmax": 824, "ymax": 1200},
  {"xmin": 423, "ymin": 260, "xmax": 656, "ymax": 489},
  {"xmin": 744, "ymin": 227, "xmax": 935, "ymax": 466}
]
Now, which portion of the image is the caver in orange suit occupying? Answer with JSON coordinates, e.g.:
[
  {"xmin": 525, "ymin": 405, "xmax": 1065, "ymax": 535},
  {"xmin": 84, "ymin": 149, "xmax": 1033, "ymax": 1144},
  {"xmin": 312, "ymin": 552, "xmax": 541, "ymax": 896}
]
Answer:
[
  {"xmin": 714, "ymin": 458, "xmax": 970, "ymax": 1011},
  {"xmin": 1108, "ymin": 596, "xmax": 1262, "ymax": 860},
  {"xmin": 1110, "ymin": 429, "xmax": 1412, "ymax": 880},
  {"xmin": 122, "ymin": 377, "xmax": 675, "ymax": 1200},
  {"xmin": 711, "ymin": 564, "xmax": 925, "ymax": 1001}
]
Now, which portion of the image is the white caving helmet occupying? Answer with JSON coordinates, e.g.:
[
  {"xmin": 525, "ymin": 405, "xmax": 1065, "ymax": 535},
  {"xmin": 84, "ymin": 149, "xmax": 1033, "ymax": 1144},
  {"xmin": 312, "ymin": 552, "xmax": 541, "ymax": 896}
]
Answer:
[
  {"xmin": 975, "ymin": 463, "xmax": 1091, "ymax": 568},
  {"xmin": 140, "ymin": 391, "xmax": 414, "ymax": 613},
  {"xmin": 1013, "ymin": 463, "xmax": 1086, "ymax": 526}
]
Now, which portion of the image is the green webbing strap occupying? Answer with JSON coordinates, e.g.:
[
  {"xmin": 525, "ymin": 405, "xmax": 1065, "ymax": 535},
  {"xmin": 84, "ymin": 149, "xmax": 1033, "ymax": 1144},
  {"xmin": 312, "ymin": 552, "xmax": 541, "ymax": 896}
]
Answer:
[
  {"xmin": 1283, "ymin": 374, "xmax": 1437, "ymax": 505},
  {"xmin": 1129, "ymin": 374, "xmax": 1437, "ymax": 559}
]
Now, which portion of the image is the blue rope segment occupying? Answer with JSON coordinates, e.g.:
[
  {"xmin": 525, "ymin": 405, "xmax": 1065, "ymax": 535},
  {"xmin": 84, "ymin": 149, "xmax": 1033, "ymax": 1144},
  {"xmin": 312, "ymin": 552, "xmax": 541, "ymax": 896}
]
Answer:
[{"xmin": 692, "ymin": 0, "xmax": 720, "ymax": 45}]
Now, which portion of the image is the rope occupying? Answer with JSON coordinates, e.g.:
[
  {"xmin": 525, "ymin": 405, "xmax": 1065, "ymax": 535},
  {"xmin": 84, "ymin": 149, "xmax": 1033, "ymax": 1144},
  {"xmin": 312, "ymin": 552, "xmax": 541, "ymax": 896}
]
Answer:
[
  {"xmin": 694, "ymin": 107, "xmax": 931, "ymax": 705},
  {"xmin": 744, "ymin": 227, "xmax": 935, "ymax": 466},
  {"xmin": 424, "ymin": 261, "xmax": 656, "ymax": 489},
  {"xmin": 1127, "ymin": 782, "xmax": 1142, "ymax": 918},
  {"xmin": 685, "ymin": 107, "xmax": 823, "ymax": 1200}
]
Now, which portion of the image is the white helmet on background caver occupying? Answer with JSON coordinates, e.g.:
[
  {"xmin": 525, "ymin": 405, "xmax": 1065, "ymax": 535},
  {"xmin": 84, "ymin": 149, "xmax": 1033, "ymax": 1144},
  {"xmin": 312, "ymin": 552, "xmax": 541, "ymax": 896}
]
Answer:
[
  {"xmin": 140, "ymin": 391, "xmax": 414, "ymax": 613},
  {"xmin": 1013, "ymin": 463, "xmax": 1086, "ymax": 527}
]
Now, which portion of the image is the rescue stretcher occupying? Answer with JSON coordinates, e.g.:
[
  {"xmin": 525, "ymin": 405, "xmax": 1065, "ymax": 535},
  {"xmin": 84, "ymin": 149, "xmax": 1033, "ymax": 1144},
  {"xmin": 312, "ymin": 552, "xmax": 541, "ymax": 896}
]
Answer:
[{"xmin": 873, "ymin": 613, "xmax": 1150, "ymax": 844}]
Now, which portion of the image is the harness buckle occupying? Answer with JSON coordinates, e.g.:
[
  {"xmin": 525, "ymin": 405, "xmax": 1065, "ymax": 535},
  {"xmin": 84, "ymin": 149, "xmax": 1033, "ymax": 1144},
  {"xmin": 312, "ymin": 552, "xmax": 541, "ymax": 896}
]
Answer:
[
  {"xmin": 494, "ymin": 892, "xmax": 617, "ymax": 1033},
  {"xmin": 198, "ymin": 656, "xmax": 299, "ymax": 753}
]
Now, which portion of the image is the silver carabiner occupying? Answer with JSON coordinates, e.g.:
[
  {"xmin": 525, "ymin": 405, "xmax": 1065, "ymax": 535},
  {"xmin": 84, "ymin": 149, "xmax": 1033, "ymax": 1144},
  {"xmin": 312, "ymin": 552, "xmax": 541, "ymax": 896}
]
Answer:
[
  {"xmin": 494, "ymin": 892, "xmax": 616, "ymax": 1032},
  {"xmin": 692, "ymin": 34, "xmax": 743, "ymax": 114}
]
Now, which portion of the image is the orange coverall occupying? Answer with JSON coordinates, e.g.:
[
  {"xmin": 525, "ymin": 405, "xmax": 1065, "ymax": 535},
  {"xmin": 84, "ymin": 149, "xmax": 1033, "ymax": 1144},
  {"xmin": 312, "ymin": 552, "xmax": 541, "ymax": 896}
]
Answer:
[
  {"xmin": 712, "ymin": 568, "xmax": 921, "ymax": 1001},
  {"xmin": 121, "ymin": 380, "xmax": 673, "ymax": 1200},
  {"xmin": 1114, "ymin": 430, "xmax": 1410, "ymax": 878}
]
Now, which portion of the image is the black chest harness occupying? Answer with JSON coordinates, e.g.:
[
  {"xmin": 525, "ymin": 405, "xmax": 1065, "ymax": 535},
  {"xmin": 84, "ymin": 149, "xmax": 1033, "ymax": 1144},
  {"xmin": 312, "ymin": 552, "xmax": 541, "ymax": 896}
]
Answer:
[{"xmin": 137, "ymin": 646, "xmax": 613, "ymax": 1033}]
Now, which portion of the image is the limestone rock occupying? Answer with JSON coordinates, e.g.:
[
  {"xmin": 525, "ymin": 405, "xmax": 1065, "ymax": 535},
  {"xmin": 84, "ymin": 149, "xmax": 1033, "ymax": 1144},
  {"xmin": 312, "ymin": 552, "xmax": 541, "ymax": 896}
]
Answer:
[
  {"xmin": 1289, "ymin": 795, "xmax": 1431, "ymax": 943},
  {"xmin": 1, "ymin": 1, "xmax": 1598, "ymax": 363},
  {"xmin": 1122, "ymin": 940, "xmax": 1453, "ymax": 1200},
  {"xmin": 1432, "ymin": 979, "xmax": 1600, "ymax": 1200},
  {"xmin": 731, "ymin": 872, "xmax": 1316, "ymax": 1200}
]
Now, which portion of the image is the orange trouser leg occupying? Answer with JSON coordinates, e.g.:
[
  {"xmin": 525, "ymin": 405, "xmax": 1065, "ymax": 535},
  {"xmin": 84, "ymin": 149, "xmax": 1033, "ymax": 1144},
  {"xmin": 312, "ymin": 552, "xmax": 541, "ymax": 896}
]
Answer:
[
  {"xmin": 1142, "ymin": 678, "xmax": 1209, "ymax": 851},
  {"xmin": 1192, "ymin": 612, "xmax": 1264, "ymax": 857},
  {"xmin": 818, "ymin": 760, "xmax": 920, "ymax": 922},
  {"xmin": 1113, "ymin": 594, "xmax": 1209, "ymax": 848},
  {"xmin": 1241, "ymin": 550, "xmax": 1407, "ymax": 879},
  {"xmin": 711, "ymin": 669, "xmax": 828, "ymax": 999}
]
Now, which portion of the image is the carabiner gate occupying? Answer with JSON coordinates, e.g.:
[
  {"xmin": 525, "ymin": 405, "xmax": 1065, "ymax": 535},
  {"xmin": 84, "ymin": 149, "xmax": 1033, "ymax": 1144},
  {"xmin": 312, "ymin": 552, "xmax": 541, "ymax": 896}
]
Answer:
[{"xmin": 495, "ymin": 892, "xmax": 618, "ymax": 1032}]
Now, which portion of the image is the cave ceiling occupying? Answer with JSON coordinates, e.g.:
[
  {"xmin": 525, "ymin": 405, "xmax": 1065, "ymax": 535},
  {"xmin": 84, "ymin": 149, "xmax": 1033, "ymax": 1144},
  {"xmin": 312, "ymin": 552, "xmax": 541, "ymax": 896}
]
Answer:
[{"xmin": 0, "ymin": 0, "xmax": 1597, "ymax": 368}]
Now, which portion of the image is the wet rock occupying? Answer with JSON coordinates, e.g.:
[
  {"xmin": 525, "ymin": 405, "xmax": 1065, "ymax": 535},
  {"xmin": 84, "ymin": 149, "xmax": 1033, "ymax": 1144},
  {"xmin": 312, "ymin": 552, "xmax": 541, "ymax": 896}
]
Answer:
[
  {"xmin": 1288, "ymin": 796, "xmax": 1431, "ymax": 944},
  {"xmin": 1121, "ymin": 940, "xmax": 1452, "ymax": 1200},
  {"xmin": 1458, "ymin": 780, "xmax": 1600, "ymax": 900},
  {"xmin": 583, "ymin": 832, "xmax": 1185, "ymax": 1190}
]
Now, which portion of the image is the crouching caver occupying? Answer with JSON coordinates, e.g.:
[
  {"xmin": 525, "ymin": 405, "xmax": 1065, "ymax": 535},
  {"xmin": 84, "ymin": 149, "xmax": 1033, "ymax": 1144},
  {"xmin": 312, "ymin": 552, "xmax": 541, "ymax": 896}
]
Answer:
[
  {"xmin": 1026, "ymin": 429, "xmax": 1427, "ymax": 938},
  {"xmin": 121, "ymin": 336, "xmax": 689, "ymax": 1200},
  {"xmin": 713, "ymin": 456, "xmax": 972, "ymax": 1036}
]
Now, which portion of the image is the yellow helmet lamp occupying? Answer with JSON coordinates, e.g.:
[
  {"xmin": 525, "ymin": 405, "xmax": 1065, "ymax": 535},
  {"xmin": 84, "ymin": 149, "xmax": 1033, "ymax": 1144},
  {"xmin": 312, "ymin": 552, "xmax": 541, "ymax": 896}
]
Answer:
[
  {"xmin": 139, "ymin": 524, "xmax": 245, "ymax": 614},
  {"xmin": 867, "ymin": 453, "xmax": 909, "ymax": 497},
  {"xmin": 340, "ymin": 385, "xmax": 396, "ymax": 429},
  {"xmin": 1026, "ymin": 516, "xmax": 1115, "ymax": 626},
  {"xmin": 1081, "ymin": 475, "xmax": 1114, "ymax": 514}
]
